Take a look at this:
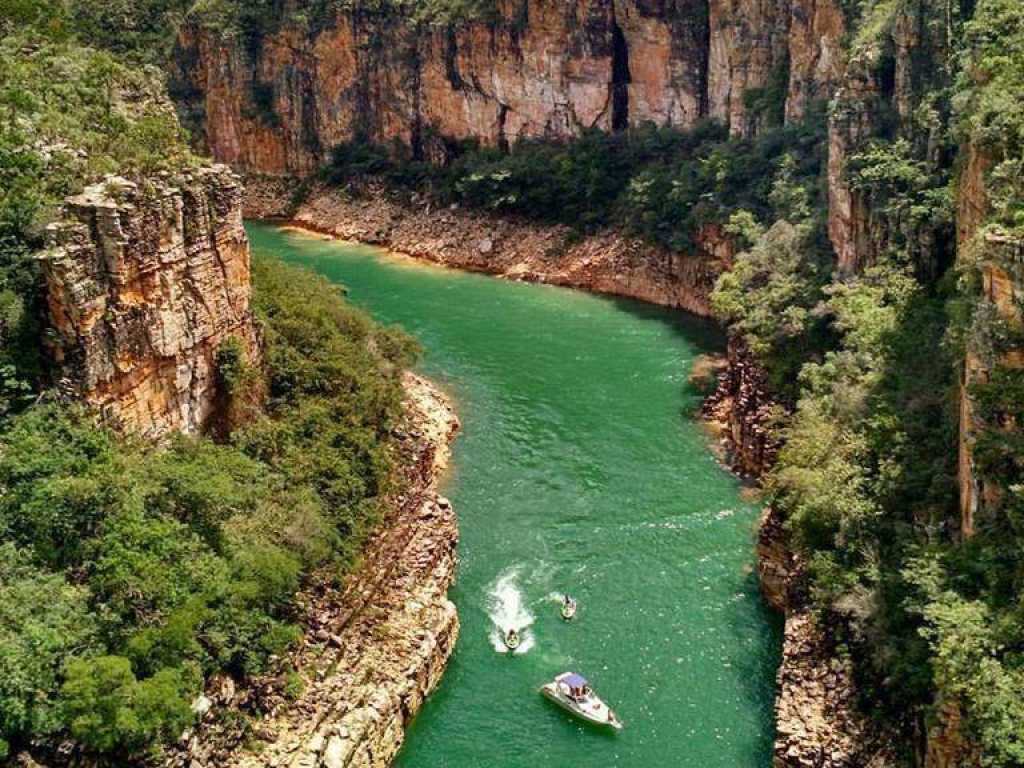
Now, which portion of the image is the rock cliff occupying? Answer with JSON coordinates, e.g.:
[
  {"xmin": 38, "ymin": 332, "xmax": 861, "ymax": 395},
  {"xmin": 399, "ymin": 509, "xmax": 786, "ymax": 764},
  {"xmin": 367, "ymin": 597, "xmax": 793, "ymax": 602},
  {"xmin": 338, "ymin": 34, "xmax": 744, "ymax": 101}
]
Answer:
[
  {"xmin": 826, "ymin": 0, "xmax": 954, "ymax": 276},
  {"xmin": 40, "ymin": 166, "xmax": 261, "ymax": 439},
  {"xmin": 173, "ymin": 0, "xmax": 845, "ymax": 175},
  {"xmin": 955, "ymin": 139, "xmax": 1023, "ymax": 542},
  {"xmin": 702, "ymin": 338, "xmax": 780, "ymax": 477}
]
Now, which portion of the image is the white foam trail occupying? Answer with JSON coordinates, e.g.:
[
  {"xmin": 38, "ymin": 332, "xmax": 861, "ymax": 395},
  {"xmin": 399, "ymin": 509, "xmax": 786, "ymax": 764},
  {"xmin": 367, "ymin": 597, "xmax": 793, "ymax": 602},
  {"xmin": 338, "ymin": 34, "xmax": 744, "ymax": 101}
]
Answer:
[{"xmin": 487, "ymin": 568, "xmax": 535, "ymax": 655}]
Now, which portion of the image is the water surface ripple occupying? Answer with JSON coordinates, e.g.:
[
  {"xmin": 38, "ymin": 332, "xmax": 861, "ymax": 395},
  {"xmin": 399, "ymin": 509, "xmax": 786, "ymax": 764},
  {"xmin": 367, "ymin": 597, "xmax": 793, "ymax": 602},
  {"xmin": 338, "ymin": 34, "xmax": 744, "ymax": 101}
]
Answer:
[{"xmin": 248, "ymin": 225, "xmax": 781, "ymax": 768}]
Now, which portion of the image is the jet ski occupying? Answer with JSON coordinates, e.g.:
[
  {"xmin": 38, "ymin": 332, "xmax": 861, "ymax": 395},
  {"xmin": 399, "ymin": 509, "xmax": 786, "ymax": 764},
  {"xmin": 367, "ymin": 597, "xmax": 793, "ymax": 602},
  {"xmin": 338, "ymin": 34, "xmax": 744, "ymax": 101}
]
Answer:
[
  {"xmin": 560, "ymin": 596, "xmax": 577, "ymax": 621},
  {"xmin": 504, "ymin": 628, "xmax": 521, "ymax": 651}
]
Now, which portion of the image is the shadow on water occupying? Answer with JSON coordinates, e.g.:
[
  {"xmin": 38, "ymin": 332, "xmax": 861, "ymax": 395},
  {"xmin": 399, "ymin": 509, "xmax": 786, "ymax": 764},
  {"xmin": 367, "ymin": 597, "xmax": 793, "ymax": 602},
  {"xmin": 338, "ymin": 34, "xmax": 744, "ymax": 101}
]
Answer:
[
  {"xmin": 603, "ymin": 294, "xmax": 728, "ymax": 352},
  {"xmin": 725, "ymin": 568, "xmax": 785, "ymax": 757}
]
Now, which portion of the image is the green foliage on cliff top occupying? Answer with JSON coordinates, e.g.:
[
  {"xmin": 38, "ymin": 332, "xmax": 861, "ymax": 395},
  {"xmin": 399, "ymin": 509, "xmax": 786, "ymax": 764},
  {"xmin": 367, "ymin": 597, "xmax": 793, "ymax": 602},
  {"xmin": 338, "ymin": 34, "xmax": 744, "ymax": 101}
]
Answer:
[
  {"xmin": 325, "ymin": 114, "xmax": 828, "ymax": 254},
  {"xmin": 186, "ymin": 0, "xmax": 501, "ymax": 49},
  {"xmin": 0, "ymin": 256, "xmax": 417, "ymax": 758}
]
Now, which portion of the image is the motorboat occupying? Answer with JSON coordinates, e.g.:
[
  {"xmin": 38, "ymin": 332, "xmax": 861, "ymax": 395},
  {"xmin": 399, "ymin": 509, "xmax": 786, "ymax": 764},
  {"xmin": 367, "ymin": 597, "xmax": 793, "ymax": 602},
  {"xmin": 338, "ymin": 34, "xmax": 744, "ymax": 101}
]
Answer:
[
  {"xmin": 540, "ymin": 672, "xmax": 622, "ymax": 730},
  {"xmin": 560, "ymin": 596, "xmax": 577, "ymax": 621},
  {"xmin": 504, "ymin": 628, "xmax": 521, "ymax": 651}
]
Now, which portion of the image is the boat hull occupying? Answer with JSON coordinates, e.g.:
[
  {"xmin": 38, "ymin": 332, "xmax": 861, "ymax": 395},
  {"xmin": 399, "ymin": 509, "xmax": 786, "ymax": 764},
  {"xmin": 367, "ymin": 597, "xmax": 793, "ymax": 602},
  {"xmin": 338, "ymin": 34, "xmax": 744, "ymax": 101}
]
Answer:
[{"xmin": 540, "ymin": 684, "xmax": 622, "ymax": 730}]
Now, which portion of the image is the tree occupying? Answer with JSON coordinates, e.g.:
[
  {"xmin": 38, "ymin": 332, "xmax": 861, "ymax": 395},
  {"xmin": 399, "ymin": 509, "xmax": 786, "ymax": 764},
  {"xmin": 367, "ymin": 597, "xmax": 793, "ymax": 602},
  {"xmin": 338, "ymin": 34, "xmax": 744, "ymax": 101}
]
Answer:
[
  {"xmin": 0, "ymin": 545, "xmax": 99, "ymax": 755},
  {"xmin": 61, "ymin": 657, "xmax": 194, "ymax": 754}
]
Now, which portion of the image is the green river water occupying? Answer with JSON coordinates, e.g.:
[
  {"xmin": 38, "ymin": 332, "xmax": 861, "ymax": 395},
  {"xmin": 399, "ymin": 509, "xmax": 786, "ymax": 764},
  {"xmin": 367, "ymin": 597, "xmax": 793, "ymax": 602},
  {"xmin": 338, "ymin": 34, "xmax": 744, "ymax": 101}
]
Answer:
[{"xmin": 248, "ymin": 224, "xmax": 781, "ymax": 768}]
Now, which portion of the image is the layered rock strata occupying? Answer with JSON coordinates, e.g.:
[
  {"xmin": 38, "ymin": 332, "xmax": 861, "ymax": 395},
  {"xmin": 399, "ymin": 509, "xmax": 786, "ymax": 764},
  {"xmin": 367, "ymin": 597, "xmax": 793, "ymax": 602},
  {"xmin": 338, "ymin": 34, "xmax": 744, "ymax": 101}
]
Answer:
[
  {"xmin": 173, "ymin": 0, "xmax": 845, "ymax": 176},
  {"xmin": 702, "ymin": 339, "xmax": 780, "ymax": 477},
  {"xmin": 171, "ymin": 373, "xmax": 461, "ymax": 768},
  {"xmin": 267, "ymin": 182, "xmax": 724, "ymax": 317},
  {"xmin": 40, "ymin": 166, "xmax": 260, "ymax": 439}
]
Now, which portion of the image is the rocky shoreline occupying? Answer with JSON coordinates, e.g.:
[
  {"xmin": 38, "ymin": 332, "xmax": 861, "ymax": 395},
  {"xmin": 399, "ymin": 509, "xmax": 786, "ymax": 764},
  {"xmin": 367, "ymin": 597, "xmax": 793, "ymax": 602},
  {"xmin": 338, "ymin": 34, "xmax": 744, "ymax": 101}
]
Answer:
[
  {"xmin": 168, "ymin": 373, "xmax": 461, "ymax": 768},
  {"xmin": 249, "ymin": 179, "xmax": 898, "ymax": 768},
  {"xmin": 245, "ymin": 179, "xmax": 725, "ymax": 319}
]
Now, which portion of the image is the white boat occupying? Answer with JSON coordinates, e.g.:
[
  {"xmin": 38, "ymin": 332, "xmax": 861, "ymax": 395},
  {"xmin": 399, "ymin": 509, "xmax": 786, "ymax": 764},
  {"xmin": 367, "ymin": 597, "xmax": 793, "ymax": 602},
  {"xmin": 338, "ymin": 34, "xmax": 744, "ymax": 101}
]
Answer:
[
  {"xmin": 560, "ymin": 596, "xmax": 577, "ymax": 621},
  {"xmin": 540, "ymin": 672, "xmax": 622, "ymax": 730}
]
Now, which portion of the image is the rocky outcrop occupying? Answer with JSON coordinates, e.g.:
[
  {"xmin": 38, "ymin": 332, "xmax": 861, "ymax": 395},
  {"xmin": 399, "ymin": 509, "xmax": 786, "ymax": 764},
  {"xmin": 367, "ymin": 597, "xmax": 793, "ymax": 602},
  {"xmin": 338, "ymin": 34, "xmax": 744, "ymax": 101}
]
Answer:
[
  {"xmin": 173, "ymin": 0, "xmax": 845, "ymax": 176},
  {"xmin": 955, "ymin": 121, "xmax": 1024, "ymax": 537},
  {"xmin": 264, "ymin": 182, "xmax": 724, "ymax": 317},
  {"xmin": 40, "ymin": 166, "xmax": 260, "ymax": 439},
  {"xmin": 958, "ymin": 232, "xmax": 1024, "ymax": 536},
  {"xmin": 774, "ymin": 611, "xmax": 898, "ymax": 768},
  {"xmin": 702, "ymin": 338, "xmax": 780, "ymax": 477},
  {"xmin": 826, "ymin": 0, "xmax": 954, "ymax": 276},
  {"xmin": 827, "ymin": 48, "xmax": 883, "ymax": 275},
  {"xmin": 172, "ymin": 373, "xmax": 461, "ymax": 768}
]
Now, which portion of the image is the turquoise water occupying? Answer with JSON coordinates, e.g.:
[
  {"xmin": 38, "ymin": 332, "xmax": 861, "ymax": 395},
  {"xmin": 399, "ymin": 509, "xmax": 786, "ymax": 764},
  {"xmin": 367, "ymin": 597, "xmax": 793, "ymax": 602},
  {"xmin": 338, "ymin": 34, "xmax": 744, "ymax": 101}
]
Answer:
[{"xmin": 247, "ymin": 224, "xmax": 781, "ymax": 768}]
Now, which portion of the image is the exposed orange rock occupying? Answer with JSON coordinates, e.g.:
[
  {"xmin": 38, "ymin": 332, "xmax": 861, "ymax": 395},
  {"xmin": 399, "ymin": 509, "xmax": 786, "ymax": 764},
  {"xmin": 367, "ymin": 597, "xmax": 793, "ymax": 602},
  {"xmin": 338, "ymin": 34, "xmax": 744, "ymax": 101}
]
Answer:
[
  {"xmin": 173, "ymin": 0, "xmax": 846, "ymax": 176},
  {"xmin": 785, "ymin": 0, "xmax": 845, "ymax": 123},
  {"xmin": 41, "ymin": 166, "xmax": 261, "ymax": 439}
]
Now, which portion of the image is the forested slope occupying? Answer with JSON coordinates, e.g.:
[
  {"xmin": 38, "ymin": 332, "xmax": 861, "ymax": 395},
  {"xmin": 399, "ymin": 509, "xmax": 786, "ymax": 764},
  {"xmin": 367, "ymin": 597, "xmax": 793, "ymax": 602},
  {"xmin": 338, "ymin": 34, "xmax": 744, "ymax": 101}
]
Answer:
[{"xmin": 0, "ymin": 4, "xmax": 419, "ymax": 762}]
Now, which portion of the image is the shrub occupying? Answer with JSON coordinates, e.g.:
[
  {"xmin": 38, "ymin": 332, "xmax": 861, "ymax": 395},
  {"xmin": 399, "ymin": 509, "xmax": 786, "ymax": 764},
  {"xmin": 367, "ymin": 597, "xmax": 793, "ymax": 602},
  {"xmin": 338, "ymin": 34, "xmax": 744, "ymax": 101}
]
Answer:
[
  {"xmin": 0, "ymin": 545, "xmax": 100, "ymax": 751},
  {"xmin": 61, "ymin": 657, "xmax": 194, "ymax": 755}
]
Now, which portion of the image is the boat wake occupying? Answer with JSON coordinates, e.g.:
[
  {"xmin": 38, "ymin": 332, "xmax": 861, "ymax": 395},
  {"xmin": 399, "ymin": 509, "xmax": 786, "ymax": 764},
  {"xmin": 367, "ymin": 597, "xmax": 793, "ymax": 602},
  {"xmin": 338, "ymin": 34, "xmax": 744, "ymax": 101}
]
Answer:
[{"xmin": 487, "ymin": 568, "xmax": 536, "ymax": 655}]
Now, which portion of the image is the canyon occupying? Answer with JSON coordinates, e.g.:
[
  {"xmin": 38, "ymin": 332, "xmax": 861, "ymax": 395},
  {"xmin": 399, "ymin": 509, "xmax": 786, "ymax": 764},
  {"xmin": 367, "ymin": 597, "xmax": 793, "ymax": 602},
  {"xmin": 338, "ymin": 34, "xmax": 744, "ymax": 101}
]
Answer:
[
  {"xmin": 59, "ymin": 0, "xmax": 1007, "ymax": 765},
  {"xmin": 263, "ymin": 181, "xmax": 897, "ymax": 768}
]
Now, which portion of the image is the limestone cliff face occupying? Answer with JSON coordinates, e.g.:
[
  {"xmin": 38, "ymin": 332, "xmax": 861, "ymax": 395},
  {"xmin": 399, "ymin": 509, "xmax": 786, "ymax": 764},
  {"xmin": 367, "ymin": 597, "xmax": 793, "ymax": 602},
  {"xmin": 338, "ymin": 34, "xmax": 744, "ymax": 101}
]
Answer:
[
  {"xmin": 956, "ymin": 140, "xmax": 998, "ymax": 541},
  {"xmin": 826, "ymin": 0, "xmax": 953, "ymax": 275},
  {"xmin": 957, "ymin": 233, "xmax": 1024, "ymax": 536},
  {"xmin": 827, "ymin": 49, "xmax": 882, "ymax": 275},
  {"xmin": 41, "ymin": 166, "xmax": 260, "ymax": 439},
  {"xmin": 173, "ymin": 0, "xmax": 845, "ymax": 175},
  {"xmin": 702, "ymin": 338, "xmax": 780, "ymax": 477},
  {"xmin": 954, "ymin": 130, "xmax": 1024, "ymax": 542}
]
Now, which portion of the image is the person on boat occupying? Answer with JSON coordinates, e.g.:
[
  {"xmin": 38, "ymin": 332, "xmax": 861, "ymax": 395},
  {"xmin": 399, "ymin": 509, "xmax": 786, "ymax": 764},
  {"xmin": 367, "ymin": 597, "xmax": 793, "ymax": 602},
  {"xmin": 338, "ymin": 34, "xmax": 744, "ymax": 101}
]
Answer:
[{"xmin": 505, "ymin": 628, "xmax": 520, "ymax": 648}]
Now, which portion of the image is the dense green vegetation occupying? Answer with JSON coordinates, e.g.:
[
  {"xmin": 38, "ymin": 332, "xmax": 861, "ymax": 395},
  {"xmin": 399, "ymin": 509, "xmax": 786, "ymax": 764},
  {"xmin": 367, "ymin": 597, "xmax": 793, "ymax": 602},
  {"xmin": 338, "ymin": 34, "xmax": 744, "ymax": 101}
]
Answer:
[
  {"xmin": 709, "ymin": 0, "xmax": 1024, "ymax": 762},
  {"xmin": 0, "ymin": 3, "xmax": 419, "ymax": 760},
  {"xmin": 0, "ymin": 256, "xmax": 416, "ymax": 760},
  {"xmin": 323, "ymin": 113, "xmax": 827, "ymax": 254}
]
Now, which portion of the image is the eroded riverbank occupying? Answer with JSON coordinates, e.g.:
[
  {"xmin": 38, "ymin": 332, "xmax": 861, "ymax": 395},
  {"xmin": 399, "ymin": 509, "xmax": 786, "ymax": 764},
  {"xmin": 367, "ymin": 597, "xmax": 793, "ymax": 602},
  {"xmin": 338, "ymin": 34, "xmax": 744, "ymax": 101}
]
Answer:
[
  {"xmin": 247, "ymin": 185, "xmax": 897, "ymax": 767},
  {"xmin": 244, "ymin": 180, "xmax": 725, "ymax": 318}
]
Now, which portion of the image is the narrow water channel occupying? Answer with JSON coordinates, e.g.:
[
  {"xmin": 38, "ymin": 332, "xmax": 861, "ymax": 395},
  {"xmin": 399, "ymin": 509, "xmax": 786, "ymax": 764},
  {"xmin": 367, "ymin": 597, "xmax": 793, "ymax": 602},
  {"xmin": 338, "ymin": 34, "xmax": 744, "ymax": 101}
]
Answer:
[{"xmin": 248, "ymin": 224, "xmax": 781, "ymax": 768}]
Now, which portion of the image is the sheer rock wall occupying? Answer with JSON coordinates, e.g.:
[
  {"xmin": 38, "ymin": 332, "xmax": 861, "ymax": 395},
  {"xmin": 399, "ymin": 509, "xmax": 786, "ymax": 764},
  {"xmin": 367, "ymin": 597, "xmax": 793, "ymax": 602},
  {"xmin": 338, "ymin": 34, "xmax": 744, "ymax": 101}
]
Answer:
[
  {"xmin": 41, "ymin": 166, "xmax": 260, "ymax": 439},
  {"xmin": 172, "ymin": 0, "xmax": 845, "ymax": 175}
]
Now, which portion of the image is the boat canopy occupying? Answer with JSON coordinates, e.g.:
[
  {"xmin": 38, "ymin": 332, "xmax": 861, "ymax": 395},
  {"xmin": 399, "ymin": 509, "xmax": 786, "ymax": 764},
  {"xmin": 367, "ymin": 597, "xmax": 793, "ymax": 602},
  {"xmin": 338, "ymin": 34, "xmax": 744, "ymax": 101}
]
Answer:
[{"xmin": 561, "ymin": 673, "xmax": 588, "ymax": 692}]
